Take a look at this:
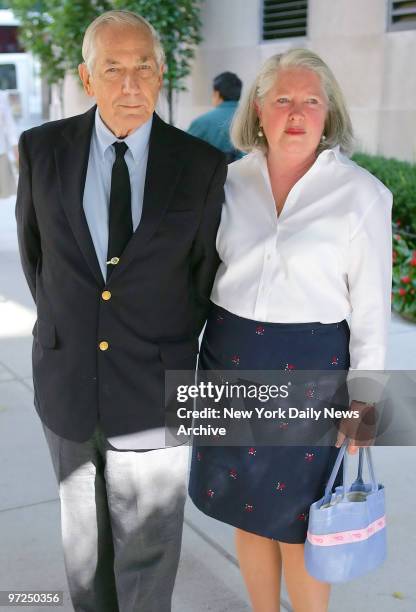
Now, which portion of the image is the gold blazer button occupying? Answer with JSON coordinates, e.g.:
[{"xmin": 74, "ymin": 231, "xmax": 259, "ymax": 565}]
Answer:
[
  {"xmin": 99, "ymin": 341, "xmax": 109, "ymax": 351},
  {"xmin": 102, "ymin": 291, "xmax": 112, "ymax": 301}
]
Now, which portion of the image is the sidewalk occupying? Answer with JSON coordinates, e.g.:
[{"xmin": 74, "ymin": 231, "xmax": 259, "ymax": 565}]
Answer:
[{"xmin": 1, "ymin": 193, "xmax": 415, "ymax": 611}]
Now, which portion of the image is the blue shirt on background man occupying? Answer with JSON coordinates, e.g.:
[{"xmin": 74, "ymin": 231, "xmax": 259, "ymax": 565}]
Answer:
[
  {"xmin": 188, "ymin": 100, "xmax": 240, "ymax": 156},
  {"xmin": 187, "ymin": 71, "xmax": 244, "ymax": 163}
]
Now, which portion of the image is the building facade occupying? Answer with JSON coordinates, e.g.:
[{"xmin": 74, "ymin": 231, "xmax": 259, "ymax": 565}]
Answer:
[{"xmin": 177, "ymin": 0, "xmax": 416, "ymax": 162}]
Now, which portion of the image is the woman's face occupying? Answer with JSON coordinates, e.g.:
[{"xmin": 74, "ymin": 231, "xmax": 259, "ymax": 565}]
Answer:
[{"xmin": 256, "ymin": 67, "xmax": 328, "ymax": 159}]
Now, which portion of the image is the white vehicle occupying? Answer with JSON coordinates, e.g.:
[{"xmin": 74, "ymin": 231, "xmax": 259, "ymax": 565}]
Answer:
[{"xmin": 0, "ymin": 9, "xmax": 41, "ymax": 126}]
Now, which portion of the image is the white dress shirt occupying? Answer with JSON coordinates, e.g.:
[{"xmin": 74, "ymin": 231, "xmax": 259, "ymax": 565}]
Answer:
[
  {"xmin": 211, "ymin": 147, "xmax": 393, "ymax": 372},
  {"xmin": 83, "ymin": 109, "xmax": 152, "ymax": 280},
  {"xmin": 0, "ymin": 90, "xmax": 18, "ymax": 155}
]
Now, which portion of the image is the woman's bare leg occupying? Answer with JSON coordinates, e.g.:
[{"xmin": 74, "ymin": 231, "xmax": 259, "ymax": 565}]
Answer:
[
  {"xmin": 235, "ymin": 528, "xmax": 282, "ymax": 612},
  {"xmin": 279, "ymin": 542, "xmax": 330, "ymax": 612}
]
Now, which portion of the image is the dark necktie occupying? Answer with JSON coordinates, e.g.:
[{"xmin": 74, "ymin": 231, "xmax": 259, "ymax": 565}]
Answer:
[{"xmin": 107, "ymin": 141, "xmax": 132, "ymax": 277}]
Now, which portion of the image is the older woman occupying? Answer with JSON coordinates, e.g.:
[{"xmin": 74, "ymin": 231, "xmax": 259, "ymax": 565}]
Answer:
[{"xmin": 189, "ymin": 49, "xmax": 392, "ymax": 612}]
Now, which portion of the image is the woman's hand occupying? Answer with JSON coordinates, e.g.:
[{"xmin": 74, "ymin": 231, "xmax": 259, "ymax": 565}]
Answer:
[{"xmin": 335, "ymin": 400, "xmax": 376, "ymax": 455}]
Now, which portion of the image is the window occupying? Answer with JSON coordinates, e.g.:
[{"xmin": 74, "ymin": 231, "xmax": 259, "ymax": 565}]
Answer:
[
  {"xmin": 0, "ymin": 63, "xmax": 17, "ymax": 89},
  {"xmin": 262, "ymin": 0, "xmax": 308, "ymax": 41},
  {"xmin": 388, "ymin": 0, "xmax": 416, "ymax": 31},
  {"xmin": 0, "ymin": 26, "xmax": 24, "ymax": 53}
]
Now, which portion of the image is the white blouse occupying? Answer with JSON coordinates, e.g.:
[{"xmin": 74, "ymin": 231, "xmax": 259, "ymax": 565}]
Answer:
[{"xmin": 211, "ymin": 147, "xmax": 393, "ymax": 372}]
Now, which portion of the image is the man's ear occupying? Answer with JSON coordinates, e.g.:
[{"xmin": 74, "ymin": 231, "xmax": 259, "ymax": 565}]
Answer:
[
  {"xmin": 212, "ymin": 90, "xmax": 222, "ymax": 107},
  {"xmin": 78, "ymin": 63, "xmax": 95, "ymax": 97},
  {"xmin": 157, "ymin": 63, "xmax": 165, "ymax": 89}
]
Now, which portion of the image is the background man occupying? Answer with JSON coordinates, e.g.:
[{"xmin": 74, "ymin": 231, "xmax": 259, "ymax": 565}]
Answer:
[
  {"xmin": 16, "ymin": 10, "xmax": 226, "ymax": 612},
  {"xmin": 188, "ymin": 71, "xmax": 243, "ymax": 163}
]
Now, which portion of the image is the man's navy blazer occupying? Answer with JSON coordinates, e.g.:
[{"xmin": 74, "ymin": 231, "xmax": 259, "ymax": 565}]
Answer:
[{"xmin": 16, "ymin": 106, "xmax": 227, "ymax": 443}]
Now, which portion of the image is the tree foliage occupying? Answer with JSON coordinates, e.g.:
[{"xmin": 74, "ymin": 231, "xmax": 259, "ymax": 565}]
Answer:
[
  {"xmin": 9, "ymin": 0, "xmax": 108, "ymax": 84},
  {"xmin": 353, "ymin": 152, "xmax": 416, "ymax": 321},
  {"xmin": 113, "ymin": 0, "xmax": 202, "ymax": 122},
  {"xmin": 8, "ymin": 0, "xmax": 203, "ymax": 122}
]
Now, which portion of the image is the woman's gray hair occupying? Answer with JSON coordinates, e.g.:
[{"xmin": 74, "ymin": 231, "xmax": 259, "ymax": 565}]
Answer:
[
  {"xmin": 82, "ymin": 10, "xmax": 165, "ymax": 73},
  {"xmin": 231, "ymin": 48, "xmax": 354, "ymax": 156}
]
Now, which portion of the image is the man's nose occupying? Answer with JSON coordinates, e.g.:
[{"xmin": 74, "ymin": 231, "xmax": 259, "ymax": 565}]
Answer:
[{"xmin": 121, "ymin": 73, "xmax": 142, "ymax": 94}]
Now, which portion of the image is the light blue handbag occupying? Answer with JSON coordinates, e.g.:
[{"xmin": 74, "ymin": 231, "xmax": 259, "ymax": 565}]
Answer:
[{"xmin": 305, "ymin": 440, "xmax": 386, "ymax": 583}]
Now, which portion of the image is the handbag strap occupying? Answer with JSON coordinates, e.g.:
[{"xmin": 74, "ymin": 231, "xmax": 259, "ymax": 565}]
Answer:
[
  {"xmin": 364, "ymin": 446, "xmax": 378, "ymax": 493},
  {"xmin": 320, "ymin": 440, "xmax": 378, "ymax": 507},
  {"xmin": 342, "ymin": 447, "xmax": 378, "ymax": 499},
  {"xmin": 357, "ymin": 448, "xmax": 364, "ymax": 481},
  {"xmin": 321, "ymin": 440, "xmax": 348, "ymax": 506}
]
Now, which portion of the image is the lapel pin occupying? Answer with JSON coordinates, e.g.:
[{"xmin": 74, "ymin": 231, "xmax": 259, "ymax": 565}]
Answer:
[{"xmin": 106, "ymin": 257, "xmax": 120, "ymax": 265}]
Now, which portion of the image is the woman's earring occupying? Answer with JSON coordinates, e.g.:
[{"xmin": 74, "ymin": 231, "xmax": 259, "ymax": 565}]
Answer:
[
  {"xmin": 257, "ymin": 126, "xmax": 264, "ymax": 138},
  {"xmin": 321, "ymin": 134, "xmax": 326, "ymax": 142}
]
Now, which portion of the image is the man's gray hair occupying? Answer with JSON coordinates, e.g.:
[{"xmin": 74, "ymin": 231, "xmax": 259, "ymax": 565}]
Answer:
[
  {"xmin": 82, "ymin": 10, "xmax": 165, "ymax": 73},
  {"xmin": 231, "ymin": 48, "xmax": 354, "ymax": 156}
]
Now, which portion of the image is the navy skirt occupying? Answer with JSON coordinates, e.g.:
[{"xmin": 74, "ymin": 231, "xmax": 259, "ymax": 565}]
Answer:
[{"xmin": 189, "ymin": 304, "xmax": 350, "ymax": 544}]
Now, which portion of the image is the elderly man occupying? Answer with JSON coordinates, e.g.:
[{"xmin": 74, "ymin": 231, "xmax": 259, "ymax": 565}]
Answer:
[{"xmin": 16, "ymin": 10, "xmax": 226, "ymax": 612}]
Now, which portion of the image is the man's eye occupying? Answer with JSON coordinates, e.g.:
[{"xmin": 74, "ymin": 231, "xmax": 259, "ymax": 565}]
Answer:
[
  {"xmin": 138, "ymin": 64, "xmax": 152, "ymax": 71},
  {"xmin": 306, "ymin": 98, "xmax": 319, "ymax": 104},
  {"xmin": 106, "ymin": 68, "xmax": 118, "ymax": 73},
  {"xmin": 276, "ymin": 97, "xmax": 290, "ymax": 104}
]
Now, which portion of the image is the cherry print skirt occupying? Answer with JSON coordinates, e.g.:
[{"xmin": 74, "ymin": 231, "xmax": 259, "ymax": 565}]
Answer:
[{"xmin": 188, "ymin": 304, "xmax": 350, "ymax": 543}]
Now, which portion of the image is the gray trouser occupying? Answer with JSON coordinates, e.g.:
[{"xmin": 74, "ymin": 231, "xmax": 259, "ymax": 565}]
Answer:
[{"xmin": 43, "ymin": 425, "xmax": 188, "ymax": 612}]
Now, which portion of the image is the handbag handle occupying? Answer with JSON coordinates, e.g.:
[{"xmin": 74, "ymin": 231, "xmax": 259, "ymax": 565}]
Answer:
[
  {"xmin": 320, "ymin": 439, "xmax": 378, "ymax": 507},
  {"xmin": 356, "ymin": 448, "xmax": 364, "ymax": 483}
]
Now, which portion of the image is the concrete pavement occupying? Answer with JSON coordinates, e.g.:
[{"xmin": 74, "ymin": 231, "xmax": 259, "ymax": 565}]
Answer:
[{"xmin": 1, "ymin": 191, "xmax": 416, "ymax": 611}]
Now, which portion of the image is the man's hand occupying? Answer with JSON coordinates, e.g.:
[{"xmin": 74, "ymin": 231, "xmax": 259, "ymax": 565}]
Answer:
[{"xmin": 335, "ymin": 400, "xmax": 376, "ymax": 455}]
